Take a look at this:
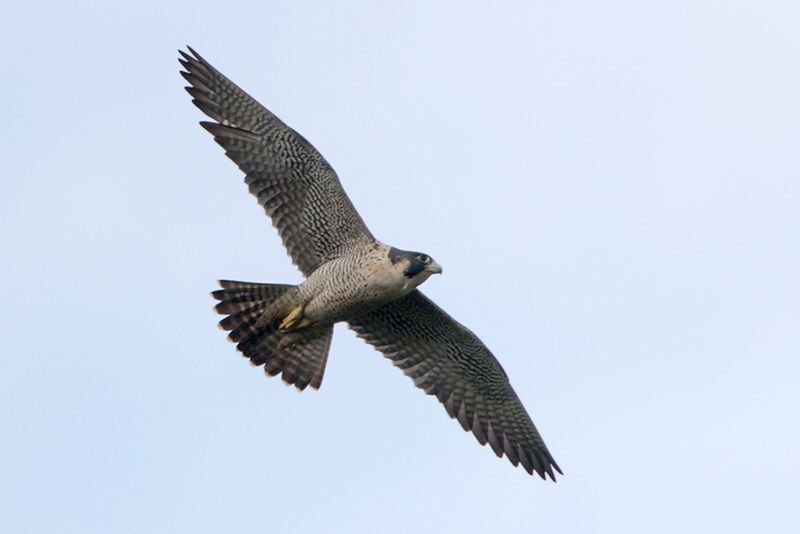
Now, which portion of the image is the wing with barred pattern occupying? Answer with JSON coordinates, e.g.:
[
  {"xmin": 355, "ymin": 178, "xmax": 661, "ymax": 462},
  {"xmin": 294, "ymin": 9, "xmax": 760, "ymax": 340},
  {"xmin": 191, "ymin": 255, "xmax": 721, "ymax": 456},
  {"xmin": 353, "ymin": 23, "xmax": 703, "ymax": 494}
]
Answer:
[
  {"xmin": 348, "ymin": 290, "xmax": 561, "ymax": 480},
  {"xmin": 180, "ymin": 47, "xmax": 375, "ymax": 276}
]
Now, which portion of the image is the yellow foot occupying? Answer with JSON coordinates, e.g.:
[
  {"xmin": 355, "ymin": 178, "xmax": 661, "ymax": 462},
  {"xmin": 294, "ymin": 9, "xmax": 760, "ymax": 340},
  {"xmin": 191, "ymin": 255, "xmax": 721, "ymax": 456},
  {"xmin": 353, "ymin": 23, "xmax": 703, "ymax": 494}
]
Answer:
[{"xmin": 279, "ymin": 304, "xmax": 306, "ymax": 330}]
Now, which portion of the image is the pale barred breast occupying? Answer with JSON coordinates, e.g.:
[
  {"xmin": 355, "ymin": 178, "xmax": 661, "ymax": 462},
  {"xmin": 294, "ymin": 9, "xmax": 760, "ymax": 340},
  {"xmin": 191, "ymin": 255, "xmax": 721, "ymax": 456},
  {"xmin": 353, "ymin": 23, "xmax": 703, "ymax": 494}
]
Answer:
[{"xmin": 302, "ymin": 242, "xmax": 405, "ymax": 322}]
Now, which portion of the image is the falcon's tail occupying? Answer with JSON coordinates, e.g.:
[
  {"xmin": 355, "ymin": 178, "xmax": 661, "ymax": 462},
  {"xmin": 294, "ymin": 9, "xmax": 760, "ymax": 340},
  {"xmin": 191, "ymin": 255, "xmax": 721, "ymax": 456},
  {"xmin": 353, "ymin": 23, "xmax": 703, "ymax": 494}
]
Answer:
[{"xmin": 212, "ymin": 280, "xmax": 333, "ymax": 391}]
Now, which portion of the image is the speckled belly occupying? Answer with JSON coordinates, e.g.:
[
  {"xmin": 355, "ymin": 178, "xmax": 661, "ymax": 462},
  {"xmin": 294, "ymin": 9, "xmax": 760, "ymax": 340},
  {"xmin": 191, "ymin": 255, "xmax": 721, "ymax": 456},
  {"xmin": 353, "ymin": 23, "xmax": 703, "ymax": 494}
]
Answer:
[{"xmin": 299, "ymin": 248, "xmax": 411, "ymax": 324}]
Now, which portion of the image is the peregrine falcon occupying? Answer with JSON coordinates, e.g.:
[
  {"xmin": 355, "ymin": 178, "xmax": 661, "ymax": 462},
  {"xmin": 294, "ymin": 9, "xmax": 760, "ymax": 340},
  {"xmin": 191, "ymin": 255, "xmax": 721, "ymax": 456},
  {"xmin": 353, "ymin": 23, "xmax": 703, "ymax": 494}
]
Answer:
[{"xmin": 179, "ymin": 47, "xmax": 562, "ymax": 480}]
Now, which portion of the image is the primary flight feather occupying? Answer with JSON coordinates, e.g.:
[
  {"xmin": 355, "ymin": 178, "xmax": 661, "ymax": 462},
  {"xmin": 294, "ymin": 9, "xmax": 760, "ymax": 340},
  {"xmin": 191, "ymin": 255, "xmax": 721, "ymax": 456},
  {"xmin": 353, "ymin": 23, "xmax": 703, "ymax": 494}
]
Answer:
[{"xmin": 180, "ymin": 46, "xmax": 561, "ymax": 480}]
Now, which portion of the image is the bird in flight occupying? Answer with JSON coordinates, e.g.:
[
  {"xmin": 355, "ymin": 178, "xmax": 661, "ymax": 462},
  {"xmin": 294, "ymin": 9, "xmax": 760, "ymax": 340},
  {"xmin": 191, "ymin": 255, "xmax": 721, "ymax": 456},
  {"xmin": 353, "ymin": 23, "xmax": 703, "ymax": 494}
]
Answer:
[{"xmin": 179, "ymin": 47, "xmax": 561, "ymax": 480}]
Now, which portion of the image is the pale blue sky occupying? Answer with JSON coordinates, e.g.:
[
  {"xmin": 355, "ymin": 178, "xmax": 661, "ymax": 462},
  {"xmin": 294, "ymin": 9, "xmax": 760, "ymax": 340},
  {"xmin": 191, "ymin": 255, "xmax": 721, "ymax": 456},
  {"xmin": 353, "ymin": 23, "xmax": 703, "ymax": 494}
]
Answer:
[{"xmin": 2, "ymin": 1, "xmax": 799, "ymax": 532}]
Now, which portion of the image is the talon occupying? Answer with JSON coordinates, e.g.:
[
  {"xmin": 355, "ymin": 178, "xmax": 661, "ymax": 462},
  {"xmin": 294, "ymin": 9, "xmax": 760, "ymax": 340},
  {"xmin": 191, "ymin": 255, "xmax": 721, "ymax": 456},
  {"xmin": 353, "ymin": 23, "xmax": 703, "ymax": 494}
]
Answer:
[{"xmin": 279, "ymin": 304, "xmax": 306, "ymax": 330}]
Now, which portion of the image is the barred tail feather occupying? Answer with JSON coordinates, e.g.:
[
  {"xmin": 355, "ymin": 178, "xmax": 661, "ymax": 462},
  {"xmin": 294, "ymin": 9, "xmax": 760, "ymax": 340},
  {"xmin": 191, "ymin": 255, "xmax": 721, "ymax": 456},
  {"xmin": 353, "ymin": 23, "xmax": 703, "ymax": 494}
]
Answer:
[
  {"xmin": 212, "ymin": 280, "xmax": 295, "ymax": 341},
  {"xmin": 211, "ymin": 280, "xmax": 334, "ymax": 391},
  {"xmin": 277, "ymin": 326, "xmax": 333, "ymax": 390}
]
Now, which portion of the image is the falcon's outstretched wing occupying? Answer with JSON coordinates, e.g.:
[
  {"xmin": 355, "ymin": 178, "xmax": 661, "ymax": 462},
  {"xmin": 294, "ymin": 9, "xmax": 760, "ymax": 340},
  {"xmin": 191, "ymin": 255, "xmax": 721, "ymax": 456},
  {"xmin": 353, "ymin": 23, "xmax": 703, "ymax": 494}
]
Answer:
[
  {"xmin": 179, "ymin": 47, "xmax": 375, "ymax": 276},
  {"xmin": 348, "ymin": 290, "xmax": 561, "ymax": 480}
]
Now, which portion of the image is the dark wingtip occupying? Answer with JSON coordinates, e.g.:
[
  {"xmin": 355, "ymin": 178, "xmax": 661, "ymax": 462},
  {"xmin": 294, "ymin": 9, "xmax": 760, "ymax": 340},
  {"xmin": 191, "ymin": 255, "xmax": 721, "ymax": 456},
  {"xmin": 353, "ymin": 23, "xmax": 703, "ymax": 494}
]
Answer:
[
  {"xmin": 544, "ymin": 461, "xmax": 561, "ymax": 482},
  {"xmin": 178, "ymin": 49, "xmax": 193, "ymax": 64},
  {"xmin": 199, "ymin": 121, "xmax": 261, "ymax": 142},
  {"xmin": 199, "ymin": 120, "xmax": 217, "ymax": 133}
]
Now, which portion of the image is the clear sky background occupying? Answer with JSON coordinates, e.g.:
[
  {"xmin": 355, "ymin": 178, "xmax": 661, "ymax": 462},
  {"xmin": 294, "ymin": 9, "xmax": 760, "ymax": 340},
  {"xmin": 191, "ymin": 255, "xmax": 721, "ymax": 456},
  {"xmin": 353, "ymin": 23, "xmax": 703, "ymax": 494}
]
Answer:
[{"xmin": 2, "ymin": 1, "xmax": 798, "ymax": 532}]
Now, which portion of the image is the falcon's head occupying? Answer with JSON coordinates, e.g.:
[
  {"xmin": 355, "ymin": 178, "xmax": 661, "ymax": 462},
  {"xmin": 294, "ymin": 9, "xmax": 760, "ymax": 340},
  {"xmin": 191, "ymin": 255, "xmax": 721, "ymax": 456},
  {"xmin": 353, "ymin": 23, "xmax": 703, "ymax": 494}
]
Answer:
[{"xmin": 389, "ymin": 247, "xmax": 443, "ymax": 286}]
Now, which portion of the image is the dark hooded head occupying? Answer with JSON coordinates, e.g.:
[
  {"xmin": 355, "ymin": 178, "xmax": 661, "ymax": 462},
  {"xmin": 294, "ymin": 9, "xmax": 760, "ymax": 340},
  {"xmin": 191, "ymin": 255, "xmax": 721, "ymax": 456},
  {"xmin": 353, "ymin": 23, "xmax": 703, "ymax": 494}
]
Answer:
[{"xmin": 388, "ymin": 247, "xmax": 443, "ymax": 279}]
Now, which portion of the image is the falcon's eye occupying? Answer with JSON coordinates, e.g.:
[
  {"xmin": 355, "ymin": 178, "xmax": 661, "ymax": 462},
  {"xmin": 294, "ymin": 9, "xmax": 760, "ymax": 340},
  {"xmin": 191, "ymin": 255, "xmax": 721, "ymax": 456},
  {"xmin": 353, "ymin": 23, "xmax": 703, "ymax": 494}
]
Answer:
[{"xmin": 418, "ymin": 254, "xmax": 429, "ymax": 263}]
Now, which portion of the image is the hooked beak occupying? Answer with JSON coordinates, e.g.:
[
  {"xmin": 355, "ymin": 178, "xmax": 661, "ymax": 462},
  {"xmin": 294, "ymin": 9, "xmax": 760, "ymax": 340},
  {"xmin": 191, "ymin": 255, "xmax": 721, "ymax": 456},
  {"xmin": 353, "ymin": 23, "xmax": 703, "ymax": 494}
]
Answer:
[{"xmin": 426, "ymin": 261, "xmax": 443, "ymax": 275}]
